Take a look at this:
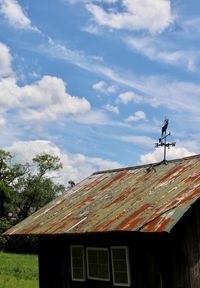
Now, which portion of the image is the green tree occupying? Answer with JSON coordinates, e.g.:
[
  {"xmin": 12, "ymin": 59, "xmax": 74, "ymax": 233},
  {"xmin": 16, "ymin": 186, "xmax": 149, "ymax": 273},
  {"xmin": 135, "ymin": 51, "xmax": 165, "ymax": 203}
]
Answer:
[
  {"xmin": 0, "ymin": 150, "xmax": 65, "ymax": 252},
  {"xmin": 0, "ymin": 150, "xmax": 27, "ymax": 218},
  {"xmin": 17, "ymin": 154, "xmax": 65, "ymax": 220},
  {"xmin": 0, "ymin": 150, "xmax": 65, "ymax": 223}
]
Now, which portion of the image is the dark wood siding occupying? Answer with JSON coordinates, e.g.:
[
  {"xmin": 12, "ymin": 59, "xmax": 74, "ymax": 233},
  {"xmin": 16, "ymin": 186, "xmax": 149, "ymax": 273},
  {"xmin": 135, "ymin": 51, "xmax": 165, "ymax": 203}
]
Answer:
[
  {"xmin": 39, "ymin": 232, "xmax": 168, "ymax": 288},
  {"xmin": 39, "ymin": 235, "xmax": 71, "ymax": 288},
  {"xmin": 170, "ymin": 199, "xmax": 200, "ymax": 288}
]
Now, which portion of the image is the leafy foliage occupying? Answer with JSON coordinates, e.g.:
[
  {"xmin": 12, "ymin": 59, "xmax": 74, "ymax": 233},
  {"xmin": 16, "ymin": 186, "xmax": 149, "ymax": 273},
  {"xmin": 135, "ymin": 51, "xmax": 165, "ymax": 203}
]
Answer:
[
  {"xmin": 15, "ymin": 154, "xmax": 65, "ymax": 220},
  {"xmin": 0, "ymin": 150, "xmax": 28, "ymax": 219},
  {"xmin": 0, "ymin": 150, "xmax": 65, "ymax": 252},
  {"xmin": 33, "ymin": 154, "xmax": 63, "ymax": 177}
]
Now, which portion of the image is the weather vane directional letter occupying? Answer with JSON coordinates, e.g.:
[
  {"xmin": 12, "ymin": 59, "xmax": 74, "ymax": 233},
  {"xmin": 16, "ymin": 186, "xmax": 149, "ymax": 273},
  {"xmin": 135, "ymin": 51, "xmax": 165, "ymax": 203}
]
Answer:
[{"xmin": 155, "ymin": 118, "xmax": 176, "ymax": 164}]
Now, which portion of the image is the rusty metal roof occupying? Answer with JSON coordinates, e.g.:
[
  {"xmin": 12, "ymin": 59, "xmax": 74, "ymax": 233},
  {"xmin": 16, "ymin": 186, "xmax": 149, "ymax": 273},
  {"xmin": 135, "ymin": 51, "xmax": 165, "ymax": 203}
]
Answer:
[{"xmin": 5, "ymin": 154, "xmax": 200, "ymax": 235}]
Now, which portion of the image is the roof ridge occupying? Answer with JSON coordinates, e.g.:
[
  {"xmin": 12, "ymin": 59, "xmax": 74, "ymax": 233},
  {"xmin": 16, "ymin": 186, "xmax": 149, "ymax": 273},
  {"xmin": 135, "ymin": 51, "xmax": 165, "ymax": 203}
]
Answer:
[{"xmin": 92, "ymin": 153, "xmax": 200, "ymax": 175}]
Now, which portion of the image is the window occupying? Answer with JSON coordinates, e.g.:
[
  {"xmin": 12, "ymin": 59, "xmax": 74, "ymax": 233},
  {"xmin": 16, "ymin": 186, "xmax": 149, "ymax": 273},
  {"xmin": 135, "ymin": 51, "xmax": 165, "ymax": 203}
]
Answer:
[
  {"xmin": 86, "ymin": 247, "xmax": 110, "ymax": 281},
  {"xmin": 70, "ymin": 245, "xmax": 85, "ymax": 281},
  {"xmin": 111, "ymin": 246, "xmax": 131, "ymax": 287},
  {"xmin": 70, "ymin": 245, "xmax": 131, "ymax": 285}
]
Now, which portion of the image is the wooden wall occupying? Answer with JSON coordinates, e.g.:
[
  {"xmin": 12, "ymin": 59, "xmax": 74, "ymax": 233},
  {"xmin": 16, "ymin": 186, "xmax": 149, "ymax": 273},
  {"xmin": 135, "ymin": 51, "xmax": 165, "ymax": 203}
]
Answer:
[
  {"xmin": 170, "ymin": 198, "xmax": 200, "ymax": 288},
  {"xmin": 38, "ymin": 232, "xmax": 168, "ymax": 288},
  {"xmin": 38, "ymin": 199, "xmax": 200, "ymax": 288}
]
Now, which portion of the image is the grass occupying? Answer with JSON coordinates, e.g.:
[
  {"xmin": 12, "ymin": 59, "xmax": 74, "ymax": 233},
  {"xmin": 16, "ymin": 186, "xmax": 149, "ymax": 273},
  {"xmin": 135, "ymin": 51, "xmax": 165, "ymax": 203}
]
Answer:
[{"xmin": 0, "ymin": 252, "xmax": 39, "ymax": 288}]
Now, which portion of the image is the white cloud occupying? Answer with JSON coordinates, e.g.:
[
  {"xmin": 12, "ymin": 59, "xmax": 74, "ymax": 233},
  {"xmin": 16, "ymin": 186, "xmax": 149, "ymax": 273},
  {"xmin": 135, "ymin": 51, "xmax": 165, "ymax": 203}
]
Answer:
[
  {"xmin": 62, "ymin": 0, "xmax": 87, "ymax": 4},
  {"xmin": 93, "ymin": 80, "xmax": 106, "ymax": 92},
  {"xmin": 0, "ymin": 77, "xmax": 20, "ymax": 108},
  {"xmin": 43, "ymin": 37, "xmax": 104, "ymax": 73},
  {"xmin": 140, "ymin": 147, "xmax": 195, "ymax": 164},
  {"xmin": 5, "ymin": 140, "xmax": 121, "ymax": 184},
  {"xmin": 86, "ymin": 0, "xmax": 174, "ymax": 34},
  {"xmin": 0, "ymin": 42, "xmax": 91, "ymax": 122},
  {"xmin": 39, "ymin": 38, "xmax": 200, "ymax": 120},
  {"xmin": 125, "ymin": 36, "xmax": 197, "ymax": 71},
  {"xmin": 131, "ymin": 123, "xmax": 160, "ymax": 134},
  {"xmin": 142, "ymin": 77, "xmax": 200, "ymax": 114},
  {"xmin": 0, "ymin": 42, "xmax": 13, "ymax": 77},
  {"xmin": 107, "ymin": 85, "xmax": 116, "ymax": 93},
  {"xmin": 180, "ymin": 17, "xmax": 200, "ymax": 36},
  {"xmin": 0, "ymin": 0, "xmax": 38, "ymax": 31},
  {"xmin": 97, "ymin": 67, "xmax": 200, "ymax": 121},
  {"xmin": 63, "ymin": 0, "xmax": 118, "ymax": 4},
  {"xmin": 21, "ymin": 76, "xmax": 91, "ymax": 121},
  {"xmin": 177, "ymin": 140, "xmax": 199, "ymax": 154},
  {"xmin": 0, "ymin": 41, "xmax": 122, "ymax": 127},
  {"xmin": 40, "ymin": 37, "xmax": 153, "ymax": 97},
  {"xmin": 74, "ymin": 110, "xmax": 110, "ymax": 125},
  {"xmin": 99, "ymin": 0, "xmax": 118, "ymax": 3},
  {"xmin": 64, "ymin": 0, "xmax": 78, "ymax": 4},
  {"xmin": 125, "ymin": 111, "xmax": 146, "ymax": 122},
  {"xmin": 113, "ymin": 135, "xmax": 154, "ymax": 148},
  {"xmin": 117, "ymin": 91, "xmax": 143, "ymax": 104},
  {"xmin": 92, "ymin": 80, "xmax": 116, "ymax": 94},
  {"xmin": 0, "ymin": 75, "xmax": 91, "ymax": 121},
  {"xmin": 0, "ymin": 115, "xmax": 6, "ymax": 126},
  {"xmin": 104, "ymin": 104, "xmax": 119, "ymax": 114},
  {"xmin": 82, "ymin": 24, "xmax": 101, "ymax": 35}
]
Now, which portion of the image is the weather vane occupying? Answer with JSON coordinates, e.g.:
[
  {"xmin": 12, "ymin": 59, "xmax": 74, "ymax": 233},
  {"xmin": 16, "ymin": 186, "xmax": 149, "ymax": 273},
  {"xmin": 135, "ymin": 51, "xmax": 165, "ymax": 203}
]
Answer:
[{"xmin": 155, "ymin": 118, "xmax": 176, "ymax": 164}]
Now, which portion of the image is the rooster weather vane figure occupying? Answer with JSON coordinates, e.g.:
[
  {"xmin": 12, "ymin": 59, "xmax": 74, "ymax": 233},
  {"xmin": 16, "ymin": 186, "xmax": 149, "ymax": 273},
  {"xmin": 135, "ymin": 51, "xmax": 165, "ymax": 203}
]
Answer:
[
  {"xmin": 155, "ymin": 118, "xmax": 176, "ymax": 164},
  {"xmin": 162, "ymin": 118, "xmax": 168, "ymax": 136}
]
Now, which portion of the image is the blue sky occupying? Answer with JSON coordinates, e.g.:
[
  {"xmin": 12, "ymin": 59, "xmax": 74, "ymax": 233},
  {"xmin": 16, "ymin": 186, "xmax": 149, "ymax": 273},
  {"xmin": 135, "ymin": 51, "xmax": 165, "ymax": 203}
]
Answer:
[{"xmin": 0, "ymin": 0, "xmax": 200, "ymax": 184}]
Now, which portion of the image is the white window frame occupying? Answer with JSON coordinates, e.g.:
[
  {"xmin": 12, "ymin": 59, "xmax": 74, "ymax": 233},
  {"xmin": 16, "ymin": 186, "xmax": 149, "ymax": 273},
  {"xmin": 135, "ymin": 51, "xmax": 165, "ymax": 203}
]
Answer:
[
  {"xmin": 111, "ymin": 246, "xmax": 131, "ymax": 287},
  {"xmin": 86, "ymin": 247, "xmax": 110, "ymax": 281},
  {"xmin": 70, "ymin": 245, "xmax": 86, "ymax": 282}
]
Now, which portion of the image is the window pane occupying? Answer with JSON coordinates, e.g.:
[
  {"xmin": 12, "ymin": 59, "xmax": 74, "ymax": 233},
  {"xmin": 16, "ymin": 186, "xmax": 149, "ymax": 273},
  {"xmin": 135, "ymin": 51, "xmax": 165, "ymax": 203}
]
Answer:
[
  {"xmin": 88, "ymin": 250, "xmax": 97, "ymax": 263},
  {"xmin": 112, "ymin": 248, "xmax": 126, "ymax": 259},
  {"xmin": 72, "ymin": 258, "xmax": 83, "ymax": 267},
  {"xmin": 87, "ymin": 248, "xmax": 110, "ymax": 281},
  {"xmin": 72, "ymin": 247, "xmax": 82, "ymax": 257},
  {"xmin": 73, "ymin": 268, "xmax": 84, "ymax": 279},
  {"xmin": 111, "ymin": 247, "xmax": 130, "ymax": 286},
  {"xmin": 114, "ymin": 271, "xmax": 128, "ymax": 284},
  {"xmin": 99, "ymin": 264, "xmax": 109, "ymax": 279},
  {"xmin": 99, "ymin": 250, "xmax": 108, "ymax": 263},
  {"xmin": 89, "ymin": 264, "xmax": 98, "ymax": 277},
  {"xmin": 70, "ymin": 246, "xmax": 85, "ymax": 281},
  {"xmin": 113, "ymin": 260, "xmax": 127, "ymax": 271}
]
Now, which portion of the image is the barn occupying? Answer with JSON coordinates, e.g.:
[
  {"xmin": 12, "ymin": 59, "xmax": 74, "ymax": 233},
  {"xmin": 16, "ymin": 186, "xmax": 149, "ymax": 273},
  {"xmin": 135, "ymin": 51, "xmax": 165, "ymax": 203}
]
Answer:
[{"xmin": 4, "ymin": 154, "xmax": 200, "ymax": 288}]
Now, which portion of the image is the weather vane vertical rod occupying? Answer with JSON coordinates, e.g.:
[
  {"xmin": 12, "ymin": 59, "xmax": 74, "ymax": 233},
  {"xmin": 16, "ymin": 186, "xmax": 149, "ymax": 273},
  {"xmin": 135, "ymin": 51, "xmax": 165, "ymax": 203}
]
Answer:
[{"xmin": 162, "ymin": 119, "xmax": 168, "ymax": 162}]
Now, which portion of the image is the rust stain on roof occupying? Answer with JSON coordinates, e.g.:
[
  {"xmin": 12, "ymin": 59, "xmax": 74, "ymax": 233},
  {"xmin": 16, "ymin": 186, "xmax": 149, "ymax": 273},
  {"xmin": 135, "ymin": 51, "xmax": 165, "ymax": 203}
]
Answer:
[{"xmin": 4, "ymin": 154, "xmax": 200, "ymax": 235}]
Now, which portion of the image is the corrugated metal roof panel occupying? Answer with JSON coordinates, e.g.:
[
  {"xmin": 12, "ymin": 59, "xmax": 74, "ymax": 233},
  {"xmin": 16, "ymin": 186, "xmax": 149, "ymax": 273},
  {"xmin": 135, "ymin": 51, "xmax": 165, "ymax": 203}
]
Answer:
[{"xmin": 4, "ymin": 154, "xmax": 200, "ymax": 235}]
